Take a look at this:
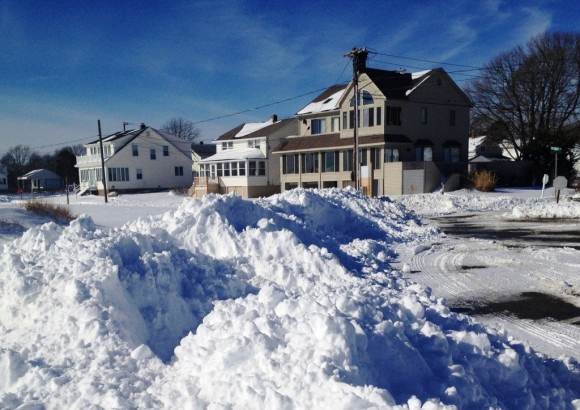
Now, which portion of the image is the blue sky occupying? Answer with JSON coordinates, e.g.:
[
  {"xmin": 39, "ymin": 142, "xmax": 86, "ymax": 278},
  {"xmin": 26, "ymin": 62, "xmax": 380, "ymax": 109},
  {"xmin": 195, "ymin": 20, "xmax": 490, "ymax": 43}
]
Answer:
[{"xmin": 0, "ymin": 0, "xmax": 577, "ymax": 154}]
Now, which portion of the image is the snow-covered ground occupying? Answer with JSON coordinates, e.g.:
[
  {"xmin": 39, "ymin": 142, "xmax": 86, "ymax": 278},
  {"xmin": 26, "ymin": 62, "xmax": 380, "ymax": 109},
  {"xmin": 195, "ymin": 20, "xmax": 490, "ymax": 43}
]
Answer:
[{"xmin": 0, "ymin": 187, "xmax": 578, "ymax": 409}]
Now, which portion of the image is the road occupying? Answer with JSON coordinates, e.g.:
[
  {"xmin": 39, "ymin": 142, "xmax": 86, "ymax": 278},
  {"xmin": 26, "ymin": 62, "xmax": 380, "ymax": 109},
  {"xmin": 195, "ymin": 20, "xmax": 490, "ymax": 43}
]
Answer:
[{"xmin": 394, "ymin": 212, "xmax": 580, "ymax": 360}]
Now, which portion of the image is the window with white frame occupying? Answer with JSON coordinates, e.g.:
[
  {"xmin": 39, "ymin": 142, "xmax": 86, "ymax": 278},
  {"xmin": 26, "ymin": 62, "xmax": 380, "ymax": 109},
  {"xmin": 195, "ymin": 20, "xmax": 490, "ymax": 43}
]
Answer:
[
  {"xmin": 136, "ymin": 168, "xmax": 143, "ymax": 180},
  {"xmin": 238, "ymin": 161, "xmax": 246, "ymax": 176},
  {"xmin": 342, "ymin": 150, "xmax": 353, "ymax": 171},
  {"xmin": 283, "ymin": 154, "xmax": 299, "ymax": 174},
  {"xmin": 150, "ymin": 149, "xmax": 156, "ymax": 160},
  {"xmin": 311, "ymin": 118, "xmax": 326, "ymax": 135},
  {"xmin": 108, "ymin": 167, "xmax": 129, "ymax": 182},
  {"xmin": 258, "ymin": 161, "xmax": 265, "ymax": 176},
  {"xmin": 331, "ymin": 116, "xmax": 340, "ymax": 132},
  {"xmin": 247, "ymin": 139, "xmax": 260, "ymax": 149},
  {"xmin": 221, "ymin": 141, "xmax": 233, "ymax": 150},
  {"xmin": 301, "ymin": 153, "xmax": 318, "ymax": 173},
  {"xmin": 132, "ymin": 144, "xmax": 139, "ymax": 156},
  {"xmin": 163, "ymin": 145, "xmax": 169, "ymax": 156},
  {"xmin": 322, "ymin": 151, "xmax": 339, "ymax": 172}
]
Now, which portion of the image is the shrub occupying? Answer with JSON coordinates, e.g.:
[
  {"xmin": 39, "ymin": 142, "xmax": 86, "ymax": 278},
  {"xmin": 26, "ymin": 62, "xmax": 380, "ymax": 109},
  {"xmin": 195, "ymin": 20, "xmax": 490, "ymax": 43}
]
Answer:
[
  {"xmin": 23, "ymin": 199, "xmax": 76, "ymax": 222},
  {"xmin": 470, "ymin": 170, "xmax": 498, "ymax": 192}
]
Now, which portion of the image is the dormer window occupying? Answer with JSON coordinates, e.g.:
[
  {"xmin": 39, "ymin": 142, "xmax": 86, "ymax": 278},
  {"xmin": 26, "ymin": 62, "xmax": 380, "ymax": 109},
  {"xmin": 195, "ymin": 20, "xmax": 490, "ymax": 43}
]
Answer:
[{"xmin": 222, "ymin": 141, "xmax": 233, "ymax": 150}]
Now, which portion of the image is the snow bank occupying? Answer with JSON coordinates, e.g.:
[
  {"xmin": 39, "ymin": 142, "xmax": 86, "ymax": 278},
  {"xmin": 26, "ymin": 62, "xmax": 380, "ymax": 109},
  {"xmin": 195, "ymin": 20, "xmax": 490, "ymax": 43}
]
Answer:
[
  {"xmin": 1, "ymin": 188, "xmax": 578, "ymax": 409},
  {"xmin": 510, "ymin": 201, "xmax": 580, "ymax": 219}
]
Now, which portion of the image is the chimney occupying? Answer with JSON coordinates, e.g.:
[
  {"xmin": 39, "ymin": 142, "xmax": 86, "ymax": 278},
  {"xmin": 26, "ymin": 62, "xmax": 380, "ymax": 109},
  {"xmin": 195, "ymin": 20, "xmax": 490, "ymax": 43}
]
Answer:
[
  {"xmin": 271, "ymin": 114, "xmax": 278, "ymax": 123},
  {"xmin": 140, "ymin": 123, "xmax": 146, "ymax": 129}
]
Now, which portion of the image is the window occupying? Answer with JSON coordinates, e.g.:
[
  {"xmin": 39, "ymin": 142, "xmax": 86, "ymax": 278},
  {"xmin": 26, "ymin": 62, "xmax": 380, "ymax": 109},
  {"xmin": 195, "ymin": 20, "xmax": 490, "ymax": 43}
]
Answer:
[
  {"xmin": 376, "ymin": 107, "xmax": 382, "ymax": 126},
  {"xmin": 384, "ymin": 148, "xmax": 400, "ymax": 162},
  {"xmin": 371, "ymin": 148, "xmax": 381, "ymax": 170},
  {"xmin": 363, "ymin": 108, "xmax": 374, "ymax": 127},
  {"xmin": 301, "ymin": 153, "xmax": 319, "ymax": 173},
  {"xmin": 150, "ymin": 149, "xmax": 156, "ymax": 160},
  {"xmin": 258, "ymin": 161, "xmax": 266, "ymax": 176},
  {"xmin": 386, "ymin": 106, "xmax": 402, "ymax": 126},
  {"xmin": 248, "ymin": 161, "xmax": 256, "ymax": 176},
  {"xmin": 163, "ymin": 146, "xmax": 169, "ymax": 156},
  {"xmin": 175, "ymin": 166, "xmax": 184, "ymax": 176},
  {"xmin": 421, "ymin": 108, "xmax": 428, "ymax": 124},
  {"xmin": 222, "ymin": 141, "xmax": 233, "ymax": 150},
  {"xmin": 247, "ymin": 139, "xmax": 260, "ymax": 148},
  {"xmin": 283, "ymin": 154, "xmax": 299, "ymax": 174},
  {"xmin": 362, "ymin": 90, "xmax": 373, "ymax": 105},
  {"xmin": 217, "ymin": 163, "xmax": 223, "ymax": 177},
  {"xmin": 223, "ymin": 162, "xmax": 230, "ymax": 176},
  {"xmin": 415, "ymin": 146, "xmax": 433, "ymax": 161},
  {"xmin": 359, "ymin": 148, "xmax": 367, "ymax": 166},
  {"xmin": 108, "ymin": 167, "xmax": 129, "ymax": 182},
  {"xmin": 136, "ymin": 169, "xmax": 143, "ymax": 180},
  {"xmin": 311, "ymin": 118, "xmax": 326, "ymax": 135},
  {"xmin": 449, "ymin": 110, "xmax": 456, "ymax": 126},
  {"xmin": 342, "ymin": 112, "xmax": 348, "ymax": 130},
  {"xmin": 238, "ymin": 161, "xmax": 246, "ymax": 176},
  {"xmin": 331, "ymin": 116, "xmax": 340, "ymax": 132},
  {"xmin": 322, "ymin": 151, "xmax": 339, "ymax": 172},
  {"xmin": 443, "ymin": 147, "xmax": 461, "ymax": 162},
  {"xmin": 343, "ymin": 150, "xmax": 353, "ymax": 171}
]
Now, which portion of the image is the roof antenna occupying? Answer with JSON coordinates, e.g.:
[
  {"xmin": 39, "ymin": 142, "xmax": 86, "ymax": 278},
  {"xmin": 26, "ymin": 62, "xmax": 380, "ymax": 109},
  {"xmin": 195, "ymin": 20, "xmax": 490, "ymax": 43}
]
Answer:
[{"xmin": 123, "ymin": 122, "xmax": 133, "ymax": 131}]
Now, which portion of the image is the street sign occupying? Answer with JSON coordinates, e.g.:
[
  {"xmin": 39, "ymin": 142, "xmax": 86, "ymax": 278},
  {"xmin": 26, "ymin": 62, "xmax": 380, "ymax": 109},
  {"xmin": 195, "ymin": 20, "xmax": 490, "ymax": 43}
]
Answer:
[
  {"xmin": 542, "ymin": 174, "xmax": 549, "ymax": 185},
  {"xmin": 550, "ymin": 146, "xmax": 562, "ymax": 153}
]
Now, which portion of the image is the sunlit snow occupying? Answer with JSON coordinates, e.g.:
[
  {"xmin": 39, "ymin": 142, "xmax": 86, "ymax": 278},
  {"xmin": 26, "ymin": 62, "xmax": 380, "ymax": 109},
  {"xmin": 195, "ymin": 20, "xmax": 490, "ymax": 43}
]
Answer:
[{"xmin": 0, "ymin": 187, "xmax": 578, "ymax": 409}]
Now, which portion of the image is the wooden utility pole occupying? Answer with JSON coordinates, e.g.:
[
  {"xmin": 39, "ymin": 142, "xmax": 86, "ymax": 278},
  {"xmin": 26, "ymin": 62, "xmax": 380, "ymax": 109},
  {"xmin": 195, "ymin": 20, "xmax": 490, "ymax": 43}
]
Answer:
[
  {"xmin": 98, "ymin": 120, "xmax": 108, "ymax": 203},
  {"xmin": 345, "ymin": 48, "xmax": 368, "ymax": 192}
]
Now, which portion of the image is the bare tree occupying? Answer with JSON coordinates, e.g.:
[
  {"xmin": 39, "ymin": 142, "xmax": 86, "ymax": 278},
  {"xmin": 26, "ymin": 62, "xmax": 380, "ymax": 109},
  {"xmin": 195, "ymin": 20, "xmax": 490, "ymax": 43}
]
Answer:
[
  {"xmin": 161, "ymin": 117, "xmax": 201, "ymax": 142},
  {"xmin": 465, "ymin": 32, "xmax": 580, "ymax": 164}
]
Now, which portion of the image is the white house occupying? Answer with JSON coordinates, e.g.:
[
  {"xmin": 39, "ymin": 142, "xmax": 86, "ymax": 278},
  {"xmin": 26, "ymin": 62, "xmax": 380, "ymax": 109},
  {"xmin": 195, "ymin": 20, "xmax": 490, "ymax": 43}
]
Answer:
[
  {"xmin": 192, "ymin": 115, "xmax": 299, "ymax": 198},
  {"xmin": 75, "ymin": 123, "xmax": 193, "ymax": 195},
  {"xmin": 0, "ymin": 166, "xmax": 8, "ymax": 190},
  {"xmin": 17, "ymin": 169, "xmax": 63, "ymax": 192}
]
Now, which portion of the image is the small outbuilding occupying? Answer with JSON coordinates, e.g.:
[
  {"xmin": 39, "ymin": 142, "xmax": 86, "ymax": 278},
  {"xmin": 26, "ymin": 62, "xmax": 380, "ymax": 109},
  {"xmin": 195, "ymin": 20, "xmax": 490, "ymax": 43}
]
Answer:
[{"xmin": 17, "ymin": 169, "xmax": 63, "ymax": 192}]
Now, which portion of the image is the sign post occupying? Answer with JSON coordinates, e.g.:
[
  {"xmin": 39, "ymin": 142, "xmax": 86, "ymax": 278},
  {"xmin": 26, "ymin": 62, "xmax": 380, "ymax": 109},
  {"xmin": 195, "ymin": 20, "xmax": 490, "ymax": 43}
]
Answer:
[{"xmin": 550, "ymin": 146, "xmax": 562, "ymax": 178}]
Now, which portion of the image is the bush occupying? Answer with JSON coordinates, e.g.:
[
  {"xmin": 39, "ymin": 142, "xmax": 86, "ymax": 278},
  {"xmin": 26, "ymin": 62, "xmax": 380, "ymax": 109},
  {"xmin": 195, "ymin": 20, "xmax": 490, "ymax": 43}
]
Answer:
[
  {"xmin": 470, "ymin": 170, "xmax": 498, "ymax": 192},
  {"xmin": 23, "ymin": 199, "xmax": 76, "ymax": 222}
]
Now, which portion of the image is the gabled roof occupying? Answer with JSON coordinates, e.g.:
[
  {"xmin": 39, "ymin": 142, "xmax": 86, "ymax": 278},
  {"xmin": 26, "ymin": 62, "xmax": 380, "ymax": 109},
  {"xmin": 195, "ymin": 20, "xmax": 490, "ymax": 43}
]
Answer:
[
  {"xmin": 18, "ymin": 169, "xmax": 61, "ymax": 180},
  {"xmin": 214, "ymin": 118, "xmax": 296, "ymax": 141},
  {"xmin": 84, "ymin": 125, "xmax": 192, "ymax": 161},
  {"xmin": 364, "ymin": 68, "xmax": 417, "ymax": 100}
]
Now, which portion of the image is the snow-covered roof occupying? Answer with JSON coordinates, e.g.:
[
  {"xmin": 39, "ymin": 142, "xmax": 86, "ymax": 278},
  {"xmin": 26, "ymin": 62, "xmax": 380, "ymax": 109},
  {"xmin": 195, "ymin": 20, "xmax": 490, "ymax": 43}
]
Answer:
[
  {"xmin": 200, "ymin": 147, "xmax": 265, "ymax": 163},
  {"xmin": 234, "ymin": 119, "xmax": 275, "ymax": 138},
  {"xmin": 297, "ymin": 87, "xmax": 346, "ymax": 115},
  {"xmin": 18, "ymin": 169, "xmax": 61, "ymax": 180}
]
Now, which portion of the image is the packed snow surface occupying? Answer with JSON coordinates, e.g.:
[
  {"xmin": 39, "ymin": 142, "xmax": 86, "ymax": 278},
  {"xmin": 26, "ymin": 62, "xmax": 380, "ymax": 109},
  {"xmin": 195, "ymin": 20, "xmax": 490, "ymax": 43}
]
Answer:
[{"xmin": 0, "ymin": 188, "xmax": 579, "ymax": 409}]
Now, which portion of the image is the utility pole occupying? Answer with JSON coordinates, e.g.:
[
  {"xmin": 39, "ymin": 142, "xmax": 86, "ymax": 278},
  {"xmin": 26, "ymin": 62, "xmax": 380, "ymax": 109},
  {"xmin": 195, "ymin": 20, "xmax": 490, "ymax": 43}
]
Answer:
[
  {"xmin": 98, "ymin": 120, "xmax": 108, "ymax": 203},
  {"xmin": 345, "ymin": 47, "xmax": 368, "ymax": 192}
]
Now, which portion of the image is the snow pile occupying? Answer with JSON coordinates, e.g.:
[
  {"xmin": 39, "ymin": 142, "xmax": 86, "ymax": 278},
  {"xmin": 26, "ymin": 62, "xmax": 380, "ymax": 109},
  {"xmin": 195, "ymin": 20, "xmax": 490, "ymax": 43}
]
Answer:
[
  {"xmin": 510, "ymin": 200, "xmax": 580, "ymax": 219},
  {"xmin": 395, "ymin": 188, "xmax": 579, "ymax": 217},
  {"xmin": 1, "ymin": 188, "xmax": 579, "ymax": 409}
]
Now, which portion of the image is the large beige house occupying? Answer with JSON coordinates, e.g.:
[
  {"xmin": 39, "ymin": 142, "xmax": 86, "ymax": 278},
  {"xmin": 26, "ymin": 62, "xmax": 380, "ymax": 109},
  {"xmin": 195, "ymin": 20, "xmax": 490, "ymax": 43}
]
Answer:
[
  {"xmin": 75, "ymin": 124, "xmax": 193, "ymax": 195},
  {"xmin": 191, "ymin": 115, "xmax": 299, "ymax": 198},
  {"xmin": 274, "ymin": 64, "xmax": 472, "ymax": 195}
]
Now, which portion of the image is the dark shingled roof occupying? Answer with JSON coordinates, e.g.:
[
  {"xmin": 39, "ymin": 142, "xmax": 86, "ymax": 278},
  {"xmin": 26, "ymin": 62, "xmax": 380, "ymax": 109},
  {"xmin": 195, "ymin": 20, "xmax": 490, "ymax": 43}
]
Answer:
[
  {"xmin": 365, "ymin": 68, "xmax": 416, "ymax": 100},
  {"xmin": 310, "ymin": 83, "xmax": 348, "ymax": 103},
  {"xmin": 192, "ymin": 143, "xmax": 217, "ymax": 158},
  {"xmin": 214, "ymin": 118, "xmax": 296, "ymax": 141}
]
